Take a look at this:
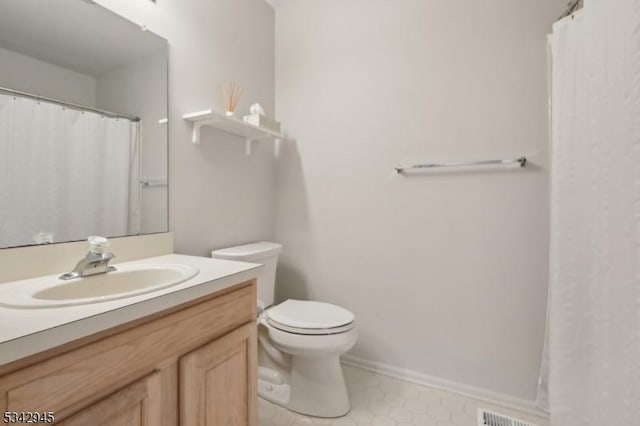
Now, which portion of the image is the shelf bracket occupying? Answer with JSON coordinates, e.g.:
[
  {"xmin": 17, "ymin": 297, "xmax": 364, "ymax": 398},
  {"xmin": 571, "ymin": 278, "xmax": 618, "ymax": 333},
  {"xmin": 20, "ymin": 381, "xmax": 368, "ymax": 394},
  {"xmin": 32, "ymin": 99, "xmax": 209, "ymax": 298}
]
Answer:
[
  {"xmin": 191, "ymin": 118, "xmax": 223, "ymax": 144},
  {"xmin": 274, "ymin": 138, "xmax": 282, "ymax": 157},
  {"xmin": 245, "ymin": 135, "xmax": 275, "ymax": 156},
  {"xmin": 192, "ymin": 122, "xmax": 204, "ymax": 144}
]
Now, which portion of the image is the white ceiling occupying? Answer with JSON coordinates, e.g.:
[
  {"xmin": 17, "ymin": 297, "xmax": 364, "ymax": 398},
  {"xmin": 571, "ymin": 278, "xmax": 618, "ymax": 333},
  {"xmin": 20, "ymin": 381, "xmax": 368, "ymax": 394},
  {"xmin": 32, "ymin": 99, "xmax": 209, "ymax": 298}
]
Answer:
[{"xmin": 0, "ymin": 0, "xmax": 166, "ymax": 76}]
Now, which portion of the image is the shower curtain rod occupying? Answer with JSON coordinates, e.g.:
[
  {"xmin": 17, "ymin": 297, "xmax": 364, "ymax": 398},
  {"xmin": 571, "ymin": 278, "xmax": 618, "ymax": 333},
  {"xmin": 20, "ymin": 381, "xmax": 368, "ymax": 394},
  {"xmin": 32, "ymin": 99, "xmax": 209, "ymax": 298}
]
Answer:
[
  {"xmin": 559, "ymin": 0, "xmax": 581, "ymax": 19},
  {"xmin": 0, "ymin": 86, "xmax": 140, "ymax": 122}
]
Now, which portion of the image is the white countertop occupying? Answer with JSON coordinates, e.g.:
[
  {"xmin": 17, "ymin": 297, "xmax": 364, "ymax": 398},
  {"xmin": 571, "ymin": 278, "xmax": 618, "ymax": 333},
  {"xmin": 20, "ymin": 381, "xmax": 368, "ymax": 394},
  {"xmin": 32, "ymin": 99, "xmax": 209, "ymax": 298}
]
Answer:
[{"xmin": 0, "ymin": 254, "xmax": 262, "ymax": 366}]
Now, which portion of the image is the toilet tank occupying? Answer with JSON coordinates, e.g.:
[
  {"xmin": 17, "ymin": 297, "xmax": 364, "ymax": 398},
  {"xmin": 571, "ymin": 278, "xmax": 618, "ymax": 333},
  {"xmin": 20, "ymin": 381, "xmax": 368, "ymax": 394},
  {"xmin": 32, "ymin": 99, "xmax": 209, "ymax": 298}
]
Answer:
[{"xmin": 211, "ymin": 242, "xmax": 282, "ymax": 307}]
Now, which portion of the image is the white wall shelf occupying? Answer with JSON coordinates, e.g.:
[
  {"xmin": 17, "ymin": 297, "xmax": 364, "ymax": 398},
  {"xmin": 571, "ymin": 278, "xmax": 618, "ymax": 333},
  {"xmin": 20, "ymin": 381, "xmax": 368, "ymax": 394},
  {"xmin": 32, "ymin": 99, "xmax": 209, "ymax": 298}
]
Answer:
[{"xmin": 182, "ymin": 109, "xmax": 284, "ymax": 155}]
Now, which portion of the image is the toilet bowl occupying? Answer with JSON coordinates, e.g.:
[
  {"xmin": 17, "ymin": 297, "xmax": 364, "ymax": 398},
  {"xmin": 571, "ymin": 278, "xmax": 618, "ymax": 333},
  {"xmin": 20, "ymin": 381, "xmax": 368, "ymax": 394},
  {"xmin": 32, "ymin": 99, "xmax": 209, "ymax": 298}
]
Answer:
[{"xmin": 211, "ymin": 242, "xmax": 357, "ymax": 418}]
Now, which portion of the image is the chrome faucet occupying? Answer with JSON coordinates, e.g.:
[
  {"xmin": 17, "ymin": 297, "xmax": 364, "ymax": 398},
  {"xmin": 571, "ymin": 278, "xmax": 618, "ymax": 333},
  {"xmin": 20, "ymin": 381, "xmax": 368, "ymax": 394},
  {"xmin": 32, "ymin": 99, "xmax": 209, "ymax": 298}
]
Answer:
[{"xmin": 59, "ymin": 236, "xmax": 117, "ymax": 280}]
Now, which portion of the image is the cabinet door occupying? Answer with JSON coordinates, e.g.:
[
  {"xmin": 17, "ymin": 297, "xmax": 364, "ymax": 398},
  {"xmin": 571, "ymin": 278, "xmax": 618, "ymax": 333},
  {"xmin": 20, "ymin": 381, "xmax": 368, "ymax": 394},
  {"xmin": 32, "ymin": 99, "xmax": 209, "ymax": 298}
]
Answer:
[
  {"xmin": 180, "ymin": 322, "xmax": 257, "ymax": 426},
  {"xmin": 58, "ymin": 371, "xmax": 162, "ymax": 426}
]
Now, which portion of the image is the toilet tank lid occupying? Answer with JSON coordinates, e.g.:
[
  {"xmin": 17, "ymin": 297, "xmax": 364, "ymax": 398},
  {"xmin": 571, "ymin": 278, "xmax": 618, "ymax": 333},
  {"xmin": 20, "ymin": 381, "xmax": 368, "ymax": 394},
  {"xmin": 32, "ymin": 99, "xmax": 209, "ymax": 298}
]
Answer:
[{"xmin": 211, "ymin": 242, "xmax": 282, "ymax": 261}]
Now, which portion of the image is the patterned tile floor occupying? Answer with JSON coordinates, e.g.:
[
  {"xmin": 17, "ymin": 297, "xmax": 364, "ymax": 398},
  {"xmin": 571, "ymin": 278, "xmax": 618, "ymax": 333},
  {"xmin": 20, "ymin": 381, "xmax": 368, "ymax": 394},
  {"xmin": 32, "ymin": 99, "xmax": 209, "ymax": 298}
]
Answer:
[{"xmin": 258, "ymin": 365, "xmax": 550, "ymax": 426}]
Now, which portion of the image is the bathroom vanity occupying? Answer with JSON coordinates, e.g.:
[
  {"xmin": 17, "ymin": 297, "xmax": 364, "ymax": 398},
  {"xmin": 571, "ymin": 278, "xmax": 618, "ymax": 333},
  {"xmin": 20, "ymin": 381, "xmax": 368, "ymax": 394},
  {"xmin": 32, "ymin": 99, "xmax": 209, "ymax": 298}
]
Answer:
[{"xmin": 0, "ymin": 254, "xmax": 261, "ymax": 426}]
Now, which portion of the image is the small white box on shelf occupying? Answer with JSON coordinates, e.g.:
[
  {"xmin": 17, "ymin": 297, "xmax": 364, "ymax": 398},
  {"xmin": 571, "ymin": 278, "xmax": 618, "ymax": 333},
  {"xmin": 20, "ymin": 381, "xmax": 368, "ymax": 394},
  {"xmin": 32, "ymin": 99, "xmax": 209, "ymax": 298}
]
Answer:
[{"xmin": 242, "ymin": 113, "xmax": 281, "ymax": 134}]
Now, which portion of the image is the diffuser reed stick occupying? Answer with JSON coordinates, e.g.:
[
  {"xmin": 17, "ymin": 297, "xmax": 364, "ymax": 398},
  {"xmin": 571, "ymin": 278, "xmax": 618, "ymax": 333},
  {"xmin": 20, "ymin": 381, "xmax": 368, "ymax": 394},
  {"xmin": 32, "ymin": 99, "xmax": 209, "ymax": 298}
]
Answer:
[{"xmin": 220, "ymin": 82, "xmax": 243, "ymax": 116}]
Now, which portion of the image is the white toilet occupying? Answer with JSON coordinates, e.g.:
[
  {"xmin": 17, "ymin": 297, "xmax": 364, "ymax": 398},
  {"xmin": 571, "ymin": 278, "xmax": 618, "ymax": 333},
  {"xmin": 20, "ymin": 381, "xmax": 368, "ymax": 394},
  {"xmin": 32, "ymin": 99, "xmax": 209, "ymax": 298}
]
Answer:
[{"xmin": 211, "ymin": 242, "xmax": 357, "ymax": 418}]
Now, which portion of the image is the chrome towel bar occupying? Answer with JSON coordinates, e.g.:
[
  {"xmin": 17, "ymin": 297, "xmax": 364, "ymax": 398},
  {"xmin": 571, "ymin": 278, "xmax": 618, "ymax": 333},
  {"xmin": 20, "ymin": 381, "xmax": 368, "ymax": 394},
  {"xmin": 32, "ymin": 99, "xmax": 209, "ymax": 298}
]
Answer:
[{"xmin": 395, "ymin": 157, "xmax": 527, "ymax": 174}]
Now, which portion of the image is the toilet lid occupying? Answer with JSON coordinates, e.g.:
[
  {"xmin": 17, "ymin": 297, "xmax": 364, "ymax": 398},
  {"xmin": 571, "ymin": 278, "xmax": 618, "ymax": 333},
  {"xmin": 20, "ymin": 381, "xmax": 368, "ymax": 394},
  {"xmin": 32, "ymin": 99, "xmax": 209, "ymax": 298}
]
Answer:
[{"xmin": 267, "ymin": 299, "xmax": 355, "ymax": 331}]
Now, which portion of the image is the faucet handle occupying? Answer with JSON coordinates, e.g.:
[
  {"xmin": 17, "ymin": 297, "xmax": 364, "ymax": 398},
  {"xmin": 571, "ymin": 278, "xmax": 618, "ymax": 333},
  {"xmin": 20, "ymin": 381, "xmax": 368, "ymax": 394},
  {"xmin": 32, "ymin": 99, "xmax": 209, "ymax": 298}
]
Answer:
[{"xmin": 87, "ymin": 236, "xmax": 110, "ymax": 255}]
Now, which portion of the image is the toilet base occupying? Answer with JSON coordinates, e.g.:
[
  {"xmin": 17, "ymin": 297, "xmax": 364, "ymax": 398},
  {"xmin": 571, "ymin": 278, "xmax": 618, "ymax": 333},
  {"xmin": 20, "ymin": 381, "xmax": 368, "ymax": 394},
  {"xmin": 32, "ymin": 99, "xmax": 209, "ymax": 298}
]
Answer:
[
  {"xmin": 288, "ymin": 354, "xmax": 351, "ymax": 417},
  {"xmin": 258, "ymin": 376, "xmax": 291, "ymax": 407},
  {"xmin": 258, "ymin": 320, "xmax": 357, "ymax": 418},
  {"xmin": 257, "ymin": 355, "xmax": 351, "ymax": 418}
]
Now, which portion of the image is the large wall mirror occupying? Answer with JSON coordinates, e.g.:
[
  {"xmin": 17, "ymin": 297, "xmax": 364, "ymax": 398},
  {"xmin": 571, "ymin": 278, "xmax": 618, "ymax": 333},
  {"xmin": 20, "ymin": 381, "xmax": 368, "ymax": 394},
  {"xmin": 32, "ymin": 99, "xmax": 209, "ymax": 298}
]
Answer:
[{"xmin": 0, "ymin": 0, "xmax": 168, "ymax": 249}]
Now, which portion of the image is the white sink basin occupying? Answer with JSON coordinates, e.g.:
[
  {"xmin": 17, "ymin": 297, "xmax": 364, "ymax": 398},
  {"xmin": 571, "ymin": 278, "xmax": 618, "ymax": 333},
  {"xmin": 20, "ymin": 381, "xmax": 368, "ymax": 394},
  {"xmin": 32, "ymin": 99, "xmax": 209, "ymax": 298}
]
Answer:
[{"xmin": 0, "ymin": 264, "xmax": 199, "ymax": 309}]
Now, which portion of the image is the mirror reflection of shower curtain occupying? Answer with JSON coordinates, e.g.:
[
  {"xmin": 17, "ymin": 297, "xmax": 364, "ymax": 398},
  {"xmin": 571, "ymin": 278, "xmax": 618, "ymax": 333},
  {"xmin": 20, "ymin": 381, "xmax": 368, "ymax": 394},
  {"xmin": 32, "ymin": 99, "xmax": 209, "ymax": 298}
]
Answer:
[
  {"xmin": 128, "ymin": 122, "xmax": 141, "ymax": 236},
  {"xmin": 542, "ymin": 1, "xmax": 640, "ymax": 425},
  {"xmin": 0, "ymin": 93, "xmax": 141, "ymax": 247}
]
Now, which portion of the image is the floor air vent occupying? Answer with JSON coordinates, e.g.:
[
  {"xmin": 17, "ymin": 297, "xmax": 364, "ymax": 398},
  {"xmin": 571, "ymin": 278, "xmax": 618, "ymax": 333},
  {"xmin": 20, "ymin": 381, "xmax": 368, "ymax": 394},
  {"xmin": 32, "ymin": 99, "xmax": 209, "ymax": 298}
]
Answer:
[{"xmin": 478, "ymin": 408, "xmax": 535, "ymax": 426}]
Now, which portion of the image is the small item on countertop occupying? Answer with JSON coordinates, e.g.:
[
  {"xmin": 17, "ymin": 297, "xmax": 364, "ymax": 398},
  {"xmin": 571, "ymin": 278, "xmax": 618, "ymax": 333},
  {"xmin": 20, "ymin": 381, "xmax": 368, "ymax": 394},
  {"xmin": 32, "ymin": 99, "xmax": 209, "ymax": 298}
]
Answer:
[{"xmin": 33, "ymin": 231, "xmax": 54, "ymax": 244}]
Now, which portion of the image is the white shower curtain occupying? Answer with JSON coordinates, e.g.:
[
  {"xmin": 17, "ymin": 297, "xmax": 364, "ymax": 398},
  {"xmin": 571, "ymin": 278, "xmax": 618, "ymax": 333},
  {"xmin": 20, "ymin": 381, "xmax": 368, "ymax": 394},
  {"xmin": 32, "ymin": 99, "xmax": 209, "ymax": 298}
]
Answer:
[
  {"xmin": 0, "ymin": 94, "xmax": 140, "ymax": 247},
  {"xmin": 546, "ymin": 1, "xmax": 640, "ymax": 425}
]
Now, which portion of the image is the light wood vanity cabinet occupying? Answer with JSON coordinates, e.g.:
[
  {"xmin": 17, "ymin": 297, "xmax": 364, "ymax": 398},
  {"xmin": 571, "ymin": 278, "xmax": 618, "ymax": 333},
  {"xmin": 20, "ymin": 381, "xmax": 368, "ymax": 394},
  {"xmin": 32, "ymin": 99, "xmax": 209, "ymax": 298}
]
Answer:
[
  {"xmin": 0, "ymin": 281, "xmax": 257, "ymax": 426},
  {"xmin": 58, "ymin": 372, "xmax": 163, "ymax": 426},
  {"xmin": 180, "ymin": 323, "xmax": 256, "ymax": 425}
]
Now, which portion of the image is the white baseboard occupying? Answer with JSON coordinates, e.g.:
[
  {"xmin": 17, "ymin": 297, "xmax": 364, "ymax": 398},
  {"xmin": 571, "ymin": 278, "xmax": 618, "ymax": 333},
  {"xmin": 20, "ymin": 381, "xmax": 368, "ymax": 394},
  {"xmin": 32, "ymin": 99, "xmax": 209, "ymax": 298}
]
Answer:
[{"xmin": 341, "ymin": 354, "xmax": 549, "ymax": 419}]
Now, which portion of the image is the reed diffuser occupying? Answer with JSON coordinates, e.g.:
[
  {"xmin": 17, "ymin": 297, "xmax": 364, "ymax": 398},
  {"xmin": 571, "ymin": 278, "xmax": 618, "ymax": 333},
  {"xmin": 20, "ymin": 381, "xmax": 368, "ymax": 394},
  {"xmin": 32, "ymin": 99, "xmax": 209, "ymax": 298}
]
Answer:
[{"xmin": 220, "ymin": 82, "xmax": 243, "ymax": 116}]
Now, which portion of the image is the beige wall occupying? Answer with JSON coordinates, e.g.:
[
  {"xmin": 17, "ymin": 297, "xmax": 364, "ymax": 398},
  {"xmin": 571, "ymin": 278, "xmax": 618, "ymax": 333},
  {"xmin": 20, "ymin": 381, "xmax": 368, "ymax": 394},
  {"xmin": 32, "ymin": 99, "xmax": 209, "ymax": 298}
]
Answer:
[
  {"xmin": 94, "ymin": 0, "xmax": 277, "ymax": 256},
  {"xmin": 274, "ymin": 0, "xmax": 565, "ymax": 401}
]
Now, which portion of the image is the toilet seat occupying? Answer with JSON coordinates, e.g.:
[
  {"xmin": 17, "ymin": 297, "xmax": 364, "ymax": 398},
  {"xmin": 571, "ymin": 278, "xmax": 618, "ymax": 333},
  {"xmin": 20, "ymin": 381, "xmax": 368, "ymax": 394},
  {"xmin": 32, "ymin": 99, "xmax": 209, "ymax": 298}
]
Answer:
[
  {"xmin": 267, "ymin": 318, "xmax": 355, "ymax": 335},
  {"xmin": 266, "ymin": 299, "xmax": 355, "ymax": 335}
]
